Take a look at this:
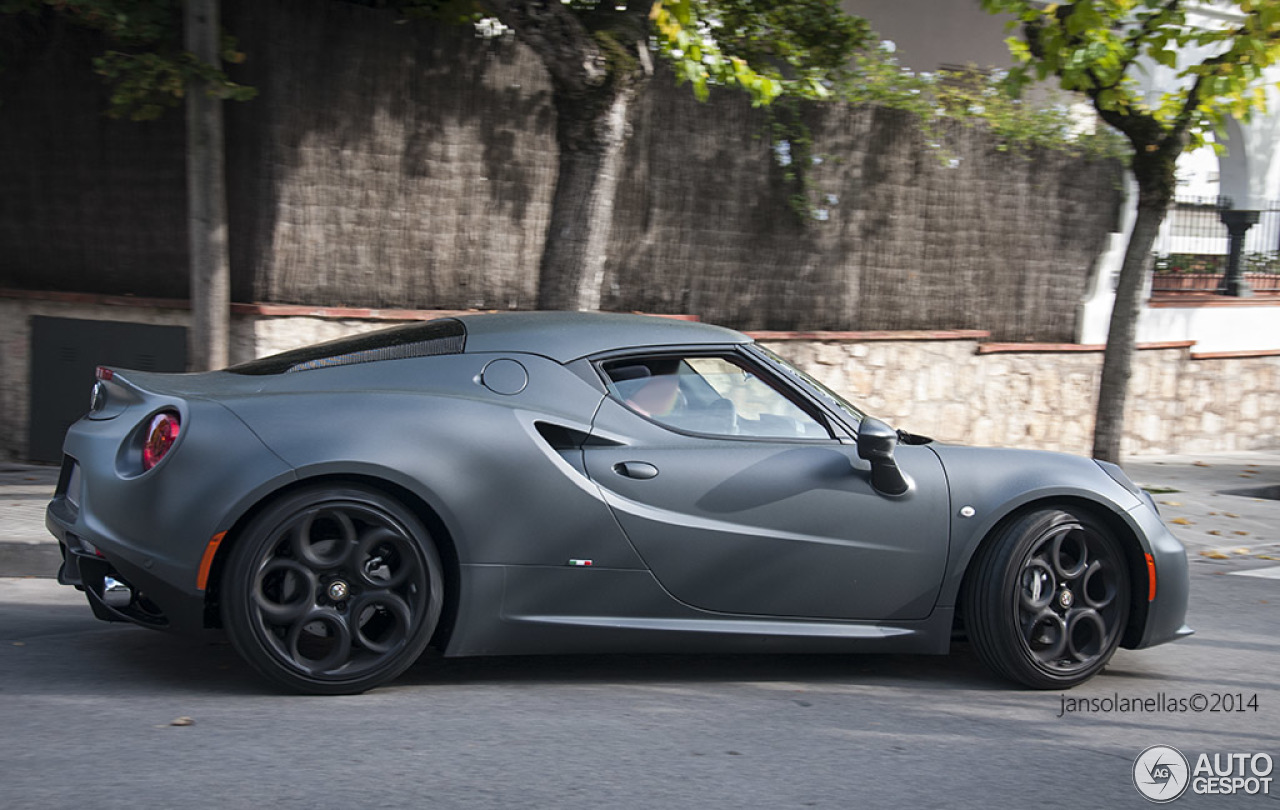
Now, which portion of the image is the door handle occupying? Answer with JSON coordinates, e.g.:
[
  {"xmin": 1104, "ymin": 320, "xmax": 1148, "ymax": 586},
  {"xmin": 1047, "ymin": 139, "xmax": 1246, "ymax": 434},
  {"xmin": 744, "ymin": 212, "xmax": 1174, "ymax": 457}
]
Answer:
[{"xmin": 613, "ymin": 461, "xmax": 659, "ymax": 480}]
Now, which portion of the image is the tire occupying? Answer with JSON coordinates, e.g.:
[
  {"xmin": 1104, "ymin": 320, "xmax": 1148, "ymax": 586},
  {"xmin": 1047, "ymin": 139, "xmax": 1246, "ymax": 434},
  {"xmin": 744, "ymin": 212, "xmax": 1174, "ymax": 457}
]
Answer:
[
  {"xmin": 222, "ymin": 484, "xmax": 444, "ymax": 694},
  {"xmin": 962, "ymin": 507, "xmax": 1130, "ymax": 689}
]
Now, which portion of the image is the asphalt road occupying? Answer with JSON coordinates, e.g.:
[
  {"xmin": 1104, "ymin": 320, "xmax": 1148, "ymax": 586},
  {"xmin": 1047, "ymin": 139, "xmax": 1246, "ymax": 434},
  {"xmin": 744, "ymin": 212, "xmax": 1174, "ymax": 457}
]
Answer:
[{"xmin": 1, "ymin": 561, "xmax": 1275, "ymax": 809}]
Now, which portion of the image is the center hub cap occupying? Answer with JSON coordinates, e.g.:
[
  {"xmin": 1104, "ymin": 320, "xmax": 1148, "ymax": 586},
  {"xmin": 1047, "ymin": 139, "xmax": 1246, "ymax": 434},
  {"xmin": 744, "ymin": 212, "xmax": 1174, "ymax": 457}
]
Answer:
[
  {"xmin": 1058, "ymin": 588, "xmax": 1074, "ymax": 609},
  {"xmin": 327, "ymin": 580, "xmax": 350, "ymax": 601}
]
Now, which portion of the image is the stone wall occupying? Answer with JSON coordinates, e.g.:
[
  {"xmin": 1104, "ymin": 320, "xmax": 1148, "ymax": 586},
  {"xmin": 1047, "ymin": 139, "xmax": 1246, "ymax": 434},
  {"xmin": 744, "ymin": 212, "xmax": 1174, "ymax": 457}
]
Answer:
[
  {"xmin": 761, "ymin": 337, "xmax": 1279, "ymax": 456},
  {"xmin": 3, "ymin": 296, "xmax": 1275, "ymax": 462}
]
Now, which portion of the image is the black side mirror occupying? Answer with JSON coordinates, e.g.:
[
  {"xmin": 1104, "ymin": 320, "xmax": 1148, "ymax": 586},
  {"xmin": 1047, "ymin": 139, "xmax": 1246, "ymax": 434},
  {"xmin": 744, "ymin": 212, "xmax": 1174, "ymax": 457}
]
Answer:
[{"xmin": 856, "ymin": 417, "xmax": 911, "ymax": 496}]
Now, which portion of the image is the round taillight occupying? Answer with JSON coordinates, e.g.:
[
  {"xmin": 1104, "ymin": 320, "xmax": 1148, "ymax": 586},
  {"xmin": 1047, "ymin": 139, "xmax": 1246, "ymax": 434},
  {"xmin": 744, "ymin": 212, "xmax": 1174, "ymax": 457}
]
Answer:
[{"xmin": 142, "ymin": 411, "xmax": 181, "ymax": 471}]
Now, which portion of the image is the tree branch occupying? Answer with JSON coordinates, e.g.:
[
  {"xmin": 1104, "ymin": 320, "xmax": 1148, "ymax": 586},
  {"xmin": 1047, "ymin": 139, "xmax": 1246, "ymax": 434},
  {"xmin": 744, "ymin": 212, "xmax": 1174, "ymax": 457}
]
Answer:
[
  {"xmin": 481, "ymin": 0, "xmax": 607, "ymax": 94},
  {"xmin": 1123, "ymin": 0, "xmax": 1182, "ymax": 56},
  {"xmin": 1101, "ymin": 0, "xmax": 1182, "ymax": 85}
]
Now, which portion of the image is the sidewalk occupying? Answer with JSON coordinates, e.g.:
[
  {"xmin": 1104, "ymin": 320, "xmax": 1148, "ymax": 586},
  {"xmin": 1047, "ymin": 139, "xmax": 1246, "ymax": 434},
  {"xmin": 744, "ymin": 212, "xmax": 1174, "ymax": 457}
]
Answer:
[
  {"xmin": 0, "ymin": 463, "xmax": 61, "ymax": 578},
  {"xmin": 1, "ymin": 452, "xmax": 1277, "ymax": 578}
]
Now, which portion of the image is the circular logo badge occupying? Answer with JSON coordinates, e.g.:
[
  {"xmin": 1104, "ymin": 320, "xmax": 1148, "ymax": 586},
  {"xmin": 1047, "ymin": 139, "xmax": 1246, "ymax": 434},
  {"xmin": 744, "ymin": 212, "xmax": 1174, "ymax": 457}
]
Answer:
[{"xmin": 1133, "ymin": 745, "xmax": 1190, "ymax": 803}]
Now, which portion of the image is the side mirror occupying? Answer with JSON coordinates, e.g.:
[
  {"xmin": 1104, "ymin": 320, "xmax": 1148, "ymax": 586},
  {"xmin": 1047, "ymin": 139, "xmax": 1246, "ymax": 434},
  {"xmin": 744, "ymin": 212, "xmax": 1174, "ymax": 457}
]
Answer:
[{"xmin": 856, "ymin": 418, "xmax": 911, "ymax": 496}]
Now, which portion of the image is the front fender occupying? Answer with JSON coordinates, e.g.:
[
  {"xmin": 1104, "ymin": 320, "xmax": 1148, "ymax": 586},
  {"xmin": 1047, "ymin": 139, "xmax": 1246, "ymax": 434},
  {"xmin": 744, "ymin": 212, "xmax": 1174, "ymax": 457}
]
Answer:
[{"xmin": 930, "ymin": 445, "xmax": 1143, "ymax": 608}]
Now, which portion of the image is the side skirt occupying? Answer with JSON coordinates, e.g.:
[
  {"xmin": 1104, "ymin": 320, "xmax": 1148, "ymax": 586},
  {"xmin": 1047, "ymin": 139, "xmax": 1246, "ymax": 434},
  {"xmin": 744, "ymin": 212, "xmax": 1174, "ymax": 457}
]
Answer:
[{"xmin": 442, "ymin": 564, "xmax": 953, "ymax": 658}]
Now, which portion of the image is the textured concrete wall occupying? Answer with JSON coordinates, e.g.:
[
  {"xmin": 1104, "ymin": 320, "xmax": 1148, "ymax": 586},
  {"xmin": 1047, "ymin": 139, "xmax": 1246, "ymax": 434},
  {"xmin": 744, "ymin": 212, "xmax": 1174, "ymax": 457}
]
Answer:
[
  {"xmin": 0, "ymin": 0, "xmax": 1121, "ymax": 341},
  {"xmin": 4, "ymin": 298, "xmax": 1274, "ymax": 461}
]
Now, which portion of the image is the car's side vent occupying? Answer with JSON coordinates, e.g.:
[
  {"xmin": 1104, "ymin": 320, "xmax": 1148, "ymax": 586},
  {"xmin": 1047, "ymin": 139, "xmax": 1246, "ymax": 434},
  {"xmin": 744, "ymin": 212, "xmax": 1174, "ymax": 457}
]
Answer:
[
  {"xmin": 535, "ymin": 422, "xmax": 591, "ymax": 451},
  {"xmin": 534, "ymin": 422, "xmax": 624, "ymax": 451},
  {"xmin": 228, "ymin": 319, "xmax": 466, "ymax": 375}
]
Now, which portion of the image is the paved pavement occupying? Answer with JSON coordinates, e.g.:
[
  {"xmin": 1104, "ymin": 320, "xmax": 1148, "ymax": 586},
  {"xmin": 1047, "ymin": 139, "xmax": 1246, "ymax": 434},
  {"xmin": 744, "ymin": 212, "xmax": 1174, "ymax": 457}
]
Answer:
[
  {"xmin": 2, "ymin": 451, "xmax": 1278, "ymax": 578},
  {"xmin": 0, "ymin": 463, "xmax": 61, "ymax": 577}
]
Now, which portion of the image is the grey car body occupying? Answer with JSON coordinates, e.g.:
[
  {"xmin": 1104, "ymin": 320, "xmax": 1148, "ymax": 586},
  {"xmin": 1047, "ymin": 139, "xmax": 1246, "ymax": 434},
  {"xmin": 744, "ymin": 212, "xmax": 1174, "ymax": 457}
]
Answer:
[{"xmin": 46, "ymin": 312, "xmax": 1191, "ymax": 693}]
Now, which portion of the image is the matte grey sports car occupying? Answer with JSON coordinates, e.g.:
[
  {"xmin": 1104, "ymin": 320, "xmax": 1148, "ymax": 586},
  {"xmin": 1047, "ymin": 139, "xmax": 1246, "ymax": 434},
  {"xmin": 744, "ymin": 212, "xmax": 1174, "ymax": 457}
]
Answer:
[{"xmin": 46, "ymin": 312, "xmax": 1191, "ymax": 694}]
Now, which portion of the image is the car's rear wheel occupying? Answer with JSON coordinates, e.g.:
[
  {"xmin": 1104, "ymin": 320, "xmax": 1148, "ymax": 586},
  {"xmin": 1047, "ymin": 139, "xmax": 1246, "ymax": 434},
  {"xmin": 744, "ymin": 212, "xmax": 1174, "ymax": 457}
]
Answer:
[
  {"xmin": 223, "ymin": 484, "xmax": 443, "ymax": 694},
  {"xmin": 963, "ymin": 507, "xmax": 1130, "ymax": 689}
]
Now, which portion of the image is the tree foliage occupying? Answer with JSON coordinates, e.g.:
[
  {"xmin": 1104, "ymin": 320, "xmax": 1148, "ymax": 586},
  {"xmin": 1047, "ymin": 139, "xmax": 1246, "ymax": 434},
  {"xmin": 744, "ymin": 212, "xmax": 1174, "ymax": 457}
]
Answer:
[
  {"xmin": 648, "ymin": 0, "xmax": 869, "ymax": 103},
  {"xmin": 1, "ymin": 0, "xmax": 254, "ymax": 120},
  {"xmin": 983, "ymin": 0, "xmax": 1280, "ymax": 185},
  {"xmin": 979, "ymin": 0, "xmax": 1280, "ymax": 462},
  {"xmin": 390, "ymin": 0, "xmax": 870, "ymax": 104}
]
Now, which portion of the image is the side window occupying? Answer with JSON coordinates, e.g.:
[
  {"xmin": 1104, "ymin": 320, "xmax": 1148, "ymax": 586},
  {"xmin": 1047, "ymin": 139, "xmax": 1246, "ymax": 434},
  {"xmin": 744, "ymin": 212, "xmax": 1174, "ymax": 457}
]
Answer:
[{"xmin": 601, "ymin": 354, "xmax": 832, "ymax": 440}]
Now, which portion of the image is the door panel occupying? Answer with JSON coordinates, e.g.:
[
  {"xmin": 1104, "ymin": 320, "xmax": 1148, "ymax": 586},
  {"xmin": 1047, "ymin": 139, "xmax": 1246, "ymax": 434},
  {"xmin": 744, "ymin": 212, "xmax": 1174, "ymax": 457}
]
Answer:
[{"xmin": 585, "ymin": 396, "xmax": 951, "ymax": 621}]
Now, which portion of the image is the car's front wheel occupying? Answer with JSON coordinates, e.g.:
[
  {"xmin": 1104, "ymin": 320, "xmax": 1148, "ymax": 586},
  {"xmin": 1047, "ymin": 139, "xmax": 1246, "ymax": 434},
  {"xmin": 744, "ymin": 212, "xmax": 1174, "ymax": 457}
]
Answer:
[
  {"xmin": 222, "ymin": 484, "xmax": 443, "ymax": 694},
  {"xmin": 963, "ymin": 507, "xmax": 1130, "ymax": 689}
]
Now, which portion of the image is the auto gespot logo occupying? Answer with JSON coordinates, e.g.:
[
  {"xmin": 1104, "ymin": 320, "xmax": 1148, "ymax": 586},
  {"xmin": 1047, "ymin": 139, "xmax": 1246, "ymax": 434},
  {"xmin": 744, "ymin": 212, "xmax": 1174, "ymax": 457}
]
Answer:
[{"xmin": 1133, "ymin": 745, "xmax": 1274, "ymax": 802}]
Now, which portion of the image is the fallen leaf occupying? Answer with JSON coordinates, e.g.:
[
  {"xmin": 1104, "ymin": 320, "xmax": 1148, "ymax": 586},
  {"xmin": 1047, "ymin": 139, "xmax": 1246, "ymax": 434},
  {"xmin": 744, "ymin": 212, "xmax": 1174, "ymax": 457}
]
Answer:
[
  {"xmin": 170, "ymin": 717, "xmax": 195, "ymax": 727},
  {"xmin": 1200, "ymin": 550, "xmax": 1229, "ymax": 559},
  {"xmin": 12, "ymin": 642, "xmax": 25, "ymax": 647},
  {"xmin": 1233, "ymin": 547, "xmax": 1251, "ymax": 554},
  {"xmin": 1160, "ymin": 500, "xmax": 1182, "ymax": 507},
  {"xmin": 1208, "ymin": 530, "xmax": 1223, "ymax": 536},
  {"xmin": 1208, "ymin": 512, "xmax": 1218, "ymax": 516},
  {"xmin": 1194, "ymin": 461, "xmax": 1211, "ymax": 467},
  {"xmin": 1225, "ymin": 513, "xmax": 1239, "ymax": 518},
  {"xmin": 1170, "ymin": 517, "xmax": 1194, "ymax": 525},
  {"xmin": 1234, "ymin": 532, "xmax": 1250, "ymax": 537},
  {"xmin": 1259, "ymin": 555, "xmax": 1280, "ymax": 561}
]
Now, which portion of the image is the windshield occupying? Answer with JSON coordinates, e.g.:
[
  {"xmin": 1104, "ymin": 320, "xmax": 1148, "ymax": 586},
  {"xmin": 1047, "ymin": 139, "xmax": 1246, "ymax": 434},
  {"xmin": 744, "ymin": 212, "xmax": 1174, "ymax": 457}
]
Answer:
[{"xmin": 754, "ymin": 346, "xmax": 866, "ymax": 427}]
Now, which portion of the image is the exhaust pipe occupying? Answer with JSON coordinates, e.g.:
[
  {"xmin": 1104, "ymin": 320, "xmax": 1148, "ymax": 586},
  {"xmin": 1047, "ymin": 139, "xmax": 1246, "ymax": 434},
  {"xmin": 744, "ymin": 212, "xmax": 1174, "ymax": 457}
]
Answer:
[{"xmin": 102, "ymin": 575, "xmax": 133, "ymax": 608}]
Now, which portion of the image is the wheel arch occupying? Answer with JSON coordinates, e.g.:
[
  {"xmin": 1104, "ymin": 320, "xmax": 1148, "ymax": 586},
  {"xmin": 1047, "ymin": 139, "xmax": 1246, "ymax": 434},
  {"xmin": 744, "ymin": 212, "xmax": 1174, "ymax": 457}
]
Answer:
[
  {"xmin": 201, "ymin": 471, "xmax": 463, "ymax": 650},
  {"xmin": 954, "ymin": 495, "xmax": 1150, "ymax": 650}
]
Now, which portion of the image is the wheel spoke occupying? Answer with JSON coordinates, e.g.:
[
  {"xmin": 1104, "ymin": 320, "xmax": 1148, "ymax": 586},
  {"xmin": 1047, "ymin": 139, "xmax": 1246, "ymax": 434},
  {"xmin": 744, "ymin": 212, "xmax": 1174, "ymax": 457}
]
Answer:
[
  {"xmin": 1050, "ymin": 526, "xmax": 1088, "ymax": 580},
  {"xmin": 355, "ymin": 526, "xmax": 414, "ymax": 589},
  {"xmin": 252, "ymin": 559, "xmax": 316, "ymax": 623},
  {"xmin": 1080, "ymin": 559, "xmax": 1116, "ymax": 610},
  {"xmin": 286, "ymin": 609, "xmax": 353, "ymax": 675},
  {"xmin": 291, "ymin": 508, "xmax": 358, "ymax": 569},
  {"xmin": 1019, "ymin": 558, "xmax": 1056, "ymax": 610},
  {"xmin": 350, "ymin": 592, "xmax": 413, "ymax": 654},
  {"xmin": 1065, "ymin": 608, "xmax": 1107, "ymax": 664},
  {"xmin": 1021, "ymin": 608, "xmax": 1068, "ymax": 662}
]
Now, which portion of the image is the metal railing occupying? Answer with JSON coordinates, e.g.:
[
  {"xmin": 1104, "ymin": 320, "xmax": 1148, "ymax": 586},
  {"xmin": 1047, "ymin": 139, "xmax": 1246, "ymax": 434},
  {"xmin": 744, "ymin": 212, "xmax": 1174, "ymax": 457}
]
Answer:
[{"xmin": 1151, "ymin": 196, "xmax": 1280, "ymax": 286}]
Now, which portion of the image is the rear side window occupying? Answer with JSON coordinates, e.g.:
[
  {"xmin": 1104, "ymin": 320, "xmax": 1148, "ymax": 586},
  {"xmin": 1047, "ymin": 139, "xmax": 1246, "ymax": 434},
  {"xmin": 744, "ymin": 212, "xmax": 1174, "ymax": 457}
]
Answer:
[
  {"xmin": 600, "ymin": 354, "xmax": 832, "ymax": 440},
  {"xmin": 229, "ymin": 319, "xmax": 466, "ymax": 375}
]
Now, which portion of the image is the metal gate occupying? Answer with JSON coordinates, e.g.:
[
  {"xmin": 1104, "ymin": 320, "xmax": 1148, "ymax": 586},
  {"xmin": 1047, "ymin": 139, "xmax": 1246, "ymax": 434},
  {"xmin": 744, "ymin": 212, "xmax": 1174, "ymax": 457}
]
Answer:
[{"xmin": 27, "ymin": 316, "xmax": 187, "ymax": 463}]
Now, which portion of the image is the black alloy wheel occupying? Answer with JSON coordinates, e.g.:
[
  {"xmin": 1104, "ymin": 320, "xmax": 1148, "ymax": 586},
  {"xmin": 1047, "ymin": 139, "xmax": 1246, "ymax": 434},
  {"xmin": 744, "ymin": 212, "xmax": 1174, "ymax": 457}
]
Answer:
[
  {"xmin": 223, "ymin": 485, "xmax": 443, "ymax": 694},
  {"xmin": 964, "ymin": 507, "xmax": 1131, "ymax": 689}
]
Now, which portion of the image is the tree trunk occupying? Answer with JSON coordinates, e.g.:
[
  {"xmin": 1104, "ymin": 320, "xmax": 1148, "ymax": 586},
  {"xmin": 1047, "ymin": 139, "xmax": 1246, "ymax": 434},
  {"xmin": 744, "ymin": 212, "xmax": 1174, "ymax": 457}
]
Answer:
[
  {"xmin": 1091, "ymin": 184, "xmax": 1169, "ymax": 463},
  {"xmin": 537, "ymin": 85, "xmax": 636, "ymax": 311},
  {"xmin": 484, "ymin": 0, "xmax": 650, "ymax": 311},
  {"xmin": 185, "ymin": 0, "xmax": 230, "ymax": 370}
]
